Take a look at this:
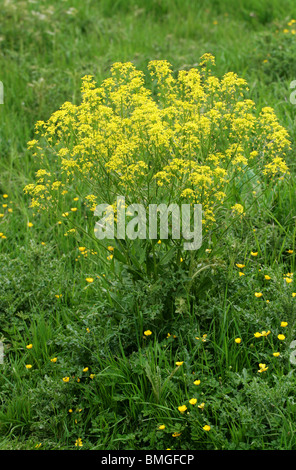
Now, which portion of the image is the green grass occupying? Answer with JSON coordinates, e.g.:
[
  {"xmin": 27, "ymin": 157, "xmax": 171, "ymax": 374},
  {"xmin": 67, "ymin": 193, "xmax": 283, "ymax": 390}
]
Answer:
[{"xmin": 1, "ymin": 0, "xmax": 296, "ymax": 450}]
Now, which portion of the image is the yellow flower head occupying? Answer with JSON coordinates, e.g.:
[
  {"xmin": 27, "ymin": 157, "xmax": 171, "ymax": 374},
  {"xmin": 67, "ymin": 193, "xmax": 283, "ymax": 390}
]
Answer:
[
  {"xmin": 280, "ymin": 322, "xmax": 288, "ymax": 327},
  {"xmin": 203, "ymin": 425, "xmax": 211, "ymax": 431},
  {"xmin": 178, "ymin": 405, "xmax": 187, "ymax": 413},
  {"xmin": 258, "ymin": 363, "xmax": 268, "ymax": 373},
  {"xmin": 189, "ymin": 398, "xmax": 197, "ymax": 405},
  {"xmin": 144, "ymin": 330, "xmax": 152, "ymax": 336},
  {"xmin": 235, "ymin": 338, "xmax": 241, "ymax": 344},
  {"xmin": 278, "ymin": 334, "xmax": 285, "ymax": 340},
  {"xmin": 254, "ymin": 332, "xmax": 262, "ymax": 338},
  {"xmin": 75, "ymin": 438, "xmax": 83, "ymax": 447}
]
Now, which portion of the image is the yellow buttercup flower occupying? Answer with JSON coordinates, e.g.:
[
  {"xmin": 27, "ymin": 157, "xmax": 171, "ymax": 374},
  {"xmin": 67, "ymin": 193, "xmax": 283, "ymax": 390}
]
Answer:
[
  {"xmin": 25, "ymin": 364, "xmax": 32, "ymax": 369},
  {"xmin": 251, "ymin": 251, "xmax": 258, "ymax": 256},
  {"xmin": 255, "ymin": 292, "xmax": 263, "ymax": 298},
  {"xmin": 175, "ymin": 361, "xmax": 184, "ymax": 366},
  {"xmin": 63, "ymin": 377, "xmax": 70, "ymax": 382},
  {"xmin": 26, "ymin": 344, "xmax": 33, "ymax": 349},
  {"xmin": 144, "ymin": 330, "xmax": 152, "ymax": 336},
  {"xmin": 203, "ymin": 425, "xmax": 211, "ymax": 431},
  {"xmin": 198, "ymin": 402, "xmax": 205, "ymax": 409},
  {"xmin": 189, "ymin": 398, "xmax": 197, "ymax": 405},
  {"xmin": 273, "ymin": 352, "xmax": 280, "ymax": 357},
  {"xmin": 178, "ymin": 405, "xmax": 187, "ymax": 413},
  {"xmin": 254, "ymin": 332, "xmax": 262, "ymax": 338},
  {"xmin": 280, "ymin": 322, "xmax": 288, "ymax": 327},
  {"xmin": 194, "ymin": 379, "xmax": 201, "ymax": 385},
  {"xmin": 278, "ymin": 334, "xmax": 285, "ymax": 340},
  {"xmin": 258, "ymin": 363, "xmax": 268, "ymax": 373},
  {"xmin": 85, "ymin": 278, "xmax": 94, "ymax": 283},
  {"xmin": 158, "ymin": 425, "xmax": 165, "ymax": 430},
  {"xmin": 235, "ymin": 338, "xmax": 241, "ymax": 344}
]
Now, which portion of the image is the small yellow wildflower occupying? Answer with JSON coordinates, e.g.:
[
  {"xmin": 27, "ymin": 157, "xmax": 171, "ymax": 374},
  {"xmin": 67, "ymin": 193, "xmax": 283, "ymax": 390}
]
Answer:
[
  {"xmin": 189, "ymin": 398, "xmax": 197, "ymax": 405},
  {"xmin": 85, "ymin": 278, "xmax": 94, "ymax": 283},
  {"xmin": 63, "ymin": 377, "xmax": 70, "ymax": 382},
  {"xmin": 172, "ymin": 432, "xmax": 181, "ymax": 437},
  {"xmin": 235, "ymin": 338, "xmax": 241, "ymax": 344},
  {"xmin": 25, "ymin": 364, "xmax": 32, "ymax": 369},
  {"xmin": 26, "ymin": 344, "xmax": 33, "ymax": 349},
  {"xmin": 258, "ymin": 363, "xmax": 268, "ymax": 373},
  {"xmin": 194, "ymin": 379, "xmax": 201, "ymax": 385},
  {"xmin": 75, "ymin": 438, "xmax": 83, "ymax": 447},
  {"xmin": 278, "ymin": 334, "xmax": 285, "ymax": 340},
  {"xmin": 254, "ymin": 332, "xmax": 262, "ymax": 338},
  {"xmin": 158, "ymin": 425, "xmax": 165, "ymax": 430},
  {"xmin": 83, "ymin": 367, "xmax": 89, "ymax": 372},
  {"xmin": 27, "ymin": 222, "xmax": 33, "ymax": 227},
  {"xmin": 255, "ymin": 292, "xmax": 263, "ymax": 298},
  {"xmin": 198, "ymin": 402, "xmax": 205, "ymax": 409},
  {"xmin": 175, "ymin": 361, "xmax": 184, "ymax": 366},
  {"xmin": 178, "ymin": 405, "xmax": 187, "ymax": 413},
  {"xmin": 280, "ymin": 322, "xmax": 288, "ymax": 327},
  {"xmin": 144, "ymin": 330, "xmax": 152, "ymax": 336},
  {"xmin": 251, "ymin": 251, "xmax": 258, "ymax": 256},
  {"xmin": 273, "ymin": 352, "xmax": 280, "ymax": 357},
  {"xmin": 50, "ymin": 357, "xmax": 57, "ymax": 363},
  {"xmin": 203, "ymin": 425, "xmax": 211, "ymax": 431}
]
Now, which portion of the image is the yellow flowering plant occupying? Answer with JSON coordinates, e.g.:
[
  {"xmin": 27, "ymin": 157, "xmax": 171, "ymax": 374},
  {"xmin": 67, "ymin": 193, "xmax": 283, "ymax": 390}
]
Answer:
[{"xmin": 24, "ymin": 54, "xmax": 291, "ymax": 280}]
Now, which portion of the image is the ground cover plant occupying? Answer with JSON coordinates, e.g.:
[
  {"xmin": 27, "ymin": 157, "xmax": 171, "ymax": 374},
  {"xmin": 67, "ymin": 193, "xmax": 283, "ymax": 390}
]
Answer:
[{"xmin": 1, "ymin": 0, "xmax": 296, "ymax": 451}]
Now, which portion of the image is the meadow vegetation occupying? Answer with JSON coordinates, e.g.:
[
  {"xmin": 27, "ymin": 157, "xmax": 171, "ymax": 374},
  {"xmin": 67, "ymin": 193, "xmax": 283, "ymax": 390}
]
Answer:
[{"xmin": 1, "ymin": 0, "xmax": 296, "ymax": 450}]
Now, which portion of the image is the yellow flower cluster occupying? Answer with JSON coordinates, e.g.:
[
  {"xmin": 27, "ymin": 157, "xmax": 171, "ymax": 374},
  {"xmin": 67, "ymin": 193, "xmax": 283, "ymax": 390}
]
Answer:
[{"xmin": 24, "ymin": 55, "xmax": 291, "ymax": 230}]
